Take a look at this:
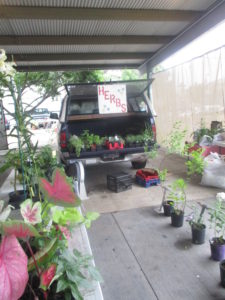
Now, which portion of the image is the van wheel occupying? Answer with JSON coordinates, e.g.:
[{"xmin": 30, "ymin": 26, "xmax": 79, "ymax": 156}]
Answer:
[{"xmin": 131, "ymin": 160, "xmax": 147, "ymax": 169}]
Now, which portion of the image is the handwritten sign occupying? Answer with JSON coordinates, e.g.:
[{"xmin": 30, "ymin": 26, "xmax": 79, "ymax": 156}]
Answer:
[{"xmin": 97, "ymin": 84, "xmax": 127, "ymax": 114}]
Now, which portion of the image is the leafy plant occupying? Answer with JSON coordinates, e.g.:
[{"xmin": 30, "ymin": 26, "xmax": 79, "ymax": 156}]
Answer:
[
  {"xmin": 185, "ymin": 148, "xmax": 205, "ymax": 177},
  {"xmin": 52, "ymin": 249, "xmax": 103, "ymax": 300},
  {"xmin": 192, "ymin": 118, "xmax": 222, "ymax": 144},
  {"xmin": 125, "ymin": 134, "xmax": 136, "ymax": 144},
  {"xmin": 208, "ymin": 193, "xmax": 225, "ymax": 242},
  {"xmin": 69, "ymin": 135, "xmax": 84, "ymax": 157},
  {"xmin": 163, "ymin": 121, "xmax": 187, "ymax": 154},
  {"xmin": 92, "ymin": 134, "xmax": 105, "ymax": 146},
  {"xmin": 188, "ymin": 203, "xmax": 207, "ymax": 229},
  {"xmin": 167, "ymin": 179, "xmax": 187, "ymax": 214},
  {"xmin": 35, "ymin": 145, "xmax": 59, "ymax": 180},
  {"xmin": 142, "ymin": 123, "xmax": 153, "ymax": 145},
  {"xmin": 80, "ymin": 130, "xmax": 94, "ymax": 149}
]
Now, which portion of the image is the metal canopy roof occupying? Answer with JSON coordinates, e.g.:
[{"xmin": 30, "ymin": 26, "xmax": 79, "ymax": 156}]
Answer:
[{"xmin": 0, "ymin": 0, "xmax": 225, "ymax": 73}]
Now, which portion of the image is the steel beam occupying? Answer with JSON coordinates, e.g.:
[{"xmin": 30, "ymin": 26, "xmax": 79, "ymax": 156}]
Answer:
[
  {"xmin": 140, "ymin": 0, "xmax": 225, "ymax": 73},
  {"xmin": 16, "ymin": 64, "xmax": 139, "ymax": 72},
  {"xmin": 0, "ymin": 6, "xmax": 202, "ymax": 22},
  {"xmin": 11, "ymin": 53, "xmax": 151, "ymax": 62},
  {"xmin": 0, "ymin": 35, "xmax": 173, "ymax": 45}
]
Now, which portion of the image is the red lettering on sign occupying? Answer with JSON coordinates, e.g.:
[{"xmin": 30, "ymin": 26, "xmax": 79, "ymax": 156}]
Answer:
[
  {"xmin": 116, "ymin": 98, "xmax": 121, "ymax": 107},
  {"xmin": 104, "ymin": 91, "xmax": 109, "ymax": 100},
  {"xmin": 121, "ymin": 104, "xmax": 127, "ymax": 112},
  {"xmin": 98, "ymin": 86, "xmax": 105, "ymax": 96},
  {"xmin": 110, "ymin": 94, "xmax": 115, "ymax": 103}
]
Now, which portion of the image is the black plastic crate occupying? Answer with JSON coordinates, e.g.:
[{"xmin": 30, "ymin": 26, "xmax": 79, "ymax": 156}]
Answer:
[{"xmin": 107, "ymin": 172, "xmax": 133, "ymax": 193}]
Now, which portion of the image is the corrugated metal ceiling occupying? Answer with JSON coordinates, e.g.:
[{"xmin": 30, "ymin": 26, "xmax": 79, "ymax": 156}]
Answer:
[
  {"xmin": 0, "ymin": 20, "xmax": 190, "ymax": 36},
  {"xmin": 0, "ymin": 0, "xmax": 223, "ymax": 71},
  {"xmin": 2, "ymin": 44, "xmax": 162, "ymax": 54},
  {"xmin": 0, "ymin": 0, "xmax": 216, "ymax": 11}
]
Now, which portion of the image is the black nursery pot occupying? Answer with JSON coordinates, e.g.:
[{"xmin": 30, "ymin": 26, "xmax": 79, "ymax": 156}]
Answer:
[
  {"xmin": 8, "ymin": 190, "xmax": 27, "ymax": 209},
  {"xmin": 191, "ymin": 223, "xmax": 206, "ymax": 245},
  {"xmin": 171, "ymin": 211, "xmax": 184, "ymax": 227},
  {"xmin": 220, "ymin": 260, "xmax": 225, "ymax": 287},
  {"xmin": 163, "ymin": 201, "xmax": 174, "ymax": 216},
  {"xmin": 210, "ymin": 238, "xmax": 225, "ymax": 261}
]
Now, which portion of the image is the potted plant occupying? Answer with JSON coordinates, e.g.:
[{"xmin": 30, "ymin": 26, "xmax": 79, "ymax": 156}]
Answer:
[
  {"xmin": 156, "ymin": 169, "xmax": 174, "ymax": 217},
  {"xmin": 80, "ymin": 130, "xmax": 94, "ymax": 151},
  {"xmin": 220, "ymin": 259, "xmax": 225, "ymax": 287},
  {"xmin": 0, "ymin": 168, "xmax": 102, "ymax": 299},
  {"xmin": 188, "ymin": 203, "xmax": 207, "ymax": 244},
  {"xmin": 208, "ymin": 192, "xmax": 225, "ymax": 261},
  {"xmin": 167, "ymin": 179, "xmax": 187, "ymax": 227},
  {"xmin": 69, "ymin": 135, "xmax": 84, "ymax": 157},
  {"xmin": 93, "ymin": 135, "xmax": 105, "ymax": 151}
]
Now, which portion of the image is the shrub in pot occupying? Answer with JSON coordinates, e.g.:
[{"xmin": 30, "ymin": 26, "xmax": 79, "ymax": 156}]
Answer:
[
  {"xmin": 188, "ymin": 203, "xmax": 207, "ymax": 244},
  {"xmin": 208, "ymin": 193, "xmax": 225, "ymax": 261},
  {"xmin": 167, "ymin": 179, "xmax": 187, "ymax": 227}
]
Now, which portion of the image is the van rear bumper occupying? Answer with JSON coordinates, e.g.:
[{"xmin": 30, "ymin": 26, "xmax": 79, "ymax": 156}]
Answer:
[{"xmin": 61, "ymin": 145, "xmax": 153, "ymax": 166}]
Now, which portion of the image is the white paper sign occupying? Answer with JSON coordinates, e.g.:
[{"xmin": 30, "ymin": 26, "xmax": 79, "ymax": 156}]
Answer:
[{"xmin": 97, "ymin": 84, "xmax": 127, "ymax": 114}]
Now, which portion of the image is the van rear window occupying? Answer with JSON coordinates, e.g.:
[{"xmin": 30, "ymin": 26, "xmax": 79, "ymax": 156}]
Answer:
[{"xmin": 68, "ymin": 95, "xmax": 148, "ymax": 115}]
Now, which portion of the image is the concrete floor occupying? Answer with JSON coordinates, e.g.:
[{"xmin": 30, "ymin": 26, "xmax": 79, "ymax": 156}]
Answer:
[
  {"xmin": 83, "ymin": 149, "xmax": 222, "ymax": 214},
  {"xmin": 83, "ymin": 149, "xmax": 225, "ymax": 300}
]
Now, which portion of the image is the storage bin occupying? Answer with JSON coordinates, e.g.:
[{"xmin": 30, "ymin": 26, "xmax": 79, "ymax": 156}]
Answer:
[{"xmin": 107, "ymin": 172, "xmax": 133, "ymax": 193}]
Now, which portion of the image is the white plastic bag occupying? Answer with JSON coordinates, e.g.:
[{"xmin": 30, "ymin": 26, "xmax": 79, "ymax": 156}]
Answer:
[
  {"xmin": 201, "ymin": 152, "xmax": 225, "ymax": 189},
  {"xmin": 199, "ymin": 135, "xmax": 212, "ymax": 146},
  {"xmin": 213, "ymin": 132, "xmax": 225, "ymax": 144}
]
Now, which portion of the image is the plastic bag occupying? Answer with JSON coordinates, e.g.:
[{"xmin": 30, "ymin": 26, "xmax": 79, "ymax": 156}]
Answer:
[
  {"xmin": 199, "ymin": 135, "xmax": 212, "ymax": 146},
  {"xmin": 201, "ymin": 152, "xmax": 225, "ymax": 189},
  {"xmin": 213, "ymin": 132, "xmax": 225, "ymax": 144}
]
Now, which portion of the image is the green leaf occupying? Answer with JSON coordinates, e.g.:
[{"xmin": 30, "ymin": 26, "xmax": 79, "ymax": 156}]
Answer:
[
  {"xmin": 88, "ymin": 265, "xmax": 103, "ymax": 282},
  {"xmin": 28, "ymin": 237, "xmax": 57, "ymax": 271},
  {"xmin": 56, "ymin": 278, "xmax": 69, "ymax": 293},
  {"xmin": 65, "ymin": 292, "xmax": 72, "ymax": 300},
  {"xmin": 85, "ymin": 212, "xmax": 99, "ymax": 221},
  {"xmin": 1, "ymin": 220, "xmax": 40, "ymax": 238},
  {"xmin": 70, "ymin": 283, "xmax": 83, "ymax": 300}
]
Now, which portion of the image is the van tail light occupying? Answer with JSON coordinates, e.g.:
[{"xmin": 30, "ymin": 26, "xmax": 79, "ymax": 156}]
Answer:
[
  {"xmin": 152, "ymin": 125, "xmax": 157, "ymax": 140},
  {"xmin": 60, "ymin": 132, "xmax": 67, "ymax": 149}
]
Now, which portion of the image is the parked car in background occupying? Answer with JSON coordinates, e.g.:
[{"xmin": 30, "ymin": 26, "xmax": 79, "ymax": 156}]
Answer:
[{"xmin": 30, "ymin": 108, "xmax": 50, "ymax": 128}]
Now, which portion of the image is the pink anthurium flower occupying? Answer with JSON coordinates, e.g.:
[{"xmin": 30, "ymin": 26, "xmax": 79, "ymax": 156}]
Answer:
[
  {"xmin": 0, "ymin": 235, "xmax": 28, "ymax": 300},
  {"xmin": 40, "ymin": 264, "xmax": 57, "ymax": 291},
  {"xmin": 20, "ymin": 199, "xmax": 42, "ymax": 225},
  {"xmin": 39, "ymin": 168, "xmax": 80, "ymax": 207}
]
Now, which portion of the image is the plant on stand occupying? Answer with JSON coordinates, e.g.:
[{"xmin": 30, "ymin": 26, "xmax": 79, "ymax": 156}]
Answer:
[
  {"xmin": 187, "ymin": 203, "xmax": 207, "ymax": 244},
  {"xmin": 208, "ymin": 192, "xmax": 225, "ymax": 261},
  {"xmin": 167, "ymin": 179, "xmax": 187, "ymax": 227}
]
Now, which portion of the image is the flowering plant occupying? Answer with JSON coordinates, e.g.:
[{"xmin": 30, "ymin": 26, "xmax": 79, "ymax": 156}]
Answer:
[{"xmin": 0, "ymin": 168, "xmax": 101, "ymax": 300}]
